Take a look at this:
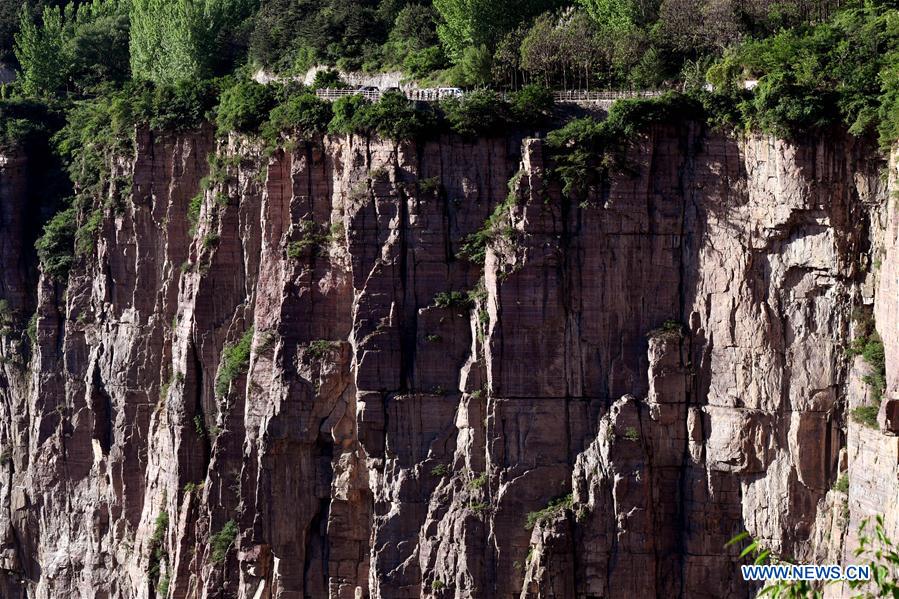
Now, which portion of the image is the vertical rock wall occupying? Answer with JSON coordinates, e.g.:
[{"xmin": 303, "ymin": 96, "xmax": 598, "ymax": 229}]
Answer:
[{"xmin": 0, "ymin": 124, "xmax": 895, "ymax": 599}]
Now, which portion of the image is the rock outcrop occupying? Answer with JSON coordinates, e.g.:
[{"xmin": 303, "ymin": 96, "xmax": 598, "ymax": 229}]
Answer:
[{"xmin": 0, "ymin": 122, "xmax": 895, "ymax": 598}]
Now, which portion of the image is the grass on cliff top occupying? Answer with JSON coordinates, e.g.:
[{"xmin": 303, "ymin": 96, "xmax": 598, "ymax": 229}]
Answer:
[{"xmin": 215, "ymin": 327, "xmax": 254, "ymax": 398}]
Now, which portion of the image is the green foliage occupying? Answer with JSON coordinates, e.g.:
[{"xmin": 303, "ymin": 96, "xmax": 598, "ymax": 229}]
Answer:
[
  {"xmin": 848, "ymin": 322, "xmax": 886, "ymax": 407},
  {"xmin": 327, "ymin": 90, "xmax": 436, "ymax": 140},
  {"xmin": 431, "ymin": 463, "xmax": 449, "ymax": 477},
  {"xmin": 649, "ymin": 319, "xmax": 684, "ymax": 340},
  {"xmin": 525, "ymin": 493, "xmax": 573, "ymax": 529},
  {"xmin": 579, "ymin": 0, "xmax": 635, "ymax": 33},
  {"xmin": 286, "ymin": 219, "xmax": 333, "ymax": 258},
  {"xmin": 262, "ymin": 91, "xmax": 332, "ymax": 144},
  {"xmin": 210, "ymin": 519, "xmax": 238, "ymax": 563},
  {"xmin": 623, "ymin": 426, "xmax": 639, "ymax": 442},
  {"xmin": 833, "ymin": 474, "xmax": 849, "ymax": 493},
  {"xmin": 183, "ymin": 481, "xmax": 204, "ymax": 493},
  {"xmin": 147, "ymin": 509, "xmax": 169, "ymax": 585},
  {"xmin": 705, "ymin": 3, "xmax": 899, "ymax": 142},
  {"xmin": 433, "ymin": 290, "xmax": 472, "ymax": 310},
  {"xmin": 35, "ymin": 204, "xmax": 76, "ymax": 280},
  {"xmin": 193, "ymin": 414, "xmax": 205, "ymax": 437},
  {"xmin": 402, "ymin": 46, "xmax": 447, "ymax": 79},
  {"xmin": 26, "ymin": 312, "xmax": 37, "ymax": 346},
  {"xmin": 14, "ymin": 0, "xmax": 130, "ymax": 97},
  {"xmin": 380, "ymin": 1, "xmax": 445, "ymax": 73},
  {"xmin": 431, "ymin": 579, "xmax": 445, "ymax": 590},
  {"xmin": 508, "ymin": 84, "xmax": 554, "ymax": 126},
  {"xmin": 852, "ymin": 405, "xmax": 880, "ymax": 429},
  {"xmin": 311, "ymin": 68, "xmax": 344, "ymax": 89},
  {"xmin": 306, "ymin": 339, "xmax": 335, "ymax": 360},
  {"xmin": 202, "ymin": 233, "xmax": 219, "ymax": 249},
  {"xmin": 360, "ymin": 90, "xmax": 437, "ymax": 141},
  {"xmin": 216, "ymin": 78, "xmax": 276, "ymax": 133},
  {"xmin": 850, "ymin": 515, "xmax": 899, "ymax": 597},
  {"xmin": 447, "ymin": 43, "xmax": 492, "ymax": 86},
  {"xmin": 215, "ymin": 327, "xmax": 253, "ymax": 397},
  {"xmin": 441, "ymin": 89, "xmax": 508, "ymax": 137},
  {"xmin": 0, "ymin": 96, "xmax": 53, "ymax": 150},
  {"xmin": 459, "ymin": 173, "xmax": 522, "ymax": 263},
  {"xmin": 75, "ymin": 207, "xmax": 102, "ymax": 255},
  {"xmin": 433, "ymin": 0, "xmax": 559, "ymax": 61},
  {"xmin": 188, "ymin": 192, "xmax": 203, "ymax": 231},
  {"xmin": 14, "ymin": 4, "xmax": 67, "ymax": 97},
  {"xmin": 130, "ymin": 0, "xmax": 255, "ymax": 83},
  {"xmin": 469, "ymin": 472, "xmax": 487, "ymax": 489},
  {"xmin": 545, "ymin": 93, "xmax": 703, "ymax": 197},
  {"xmin": 249, "ymin": 0, "xmax": 384, "ymax": 72},
  {"xmin": 468, "ymin": 500, "xmax": 489, "ymax": 513},
  {"xmin": 327, "ymin": 94, "xmax": 371, "ymax": 135}
]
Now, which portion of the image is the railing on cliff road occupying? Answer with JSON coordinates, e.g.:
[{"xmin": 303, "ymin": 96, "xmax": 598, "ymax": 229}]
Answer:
[
  {"xmin": 314, "ymin": 88, "xmax": 667, "ymax": 104},
  {"xmin": 548, "ymin": 90, "xmax": 665, "ymax": 103}
]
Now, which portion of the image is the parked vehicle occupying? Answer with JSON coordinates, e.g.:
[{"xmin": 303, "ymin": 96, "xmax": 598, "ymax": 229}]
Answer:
[{"xmin": 437, "ymin": 87, "xmax": 463, "ymax": 98}]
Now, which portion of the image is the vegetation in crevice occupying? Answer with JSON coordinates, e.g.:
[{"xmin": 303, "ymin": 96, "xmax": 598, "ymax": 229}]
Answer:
[
  {"xmin": 147, "ymin": 508, "xmax": 169, "ymax": 591},
  {"xmin": 458, "ymin": 170, "xmax": 523, "ymax": 265},
  {"xmin": 215, "ymin": 327, "xmax": 254, "ymax": 398},
  {"xmin": 210, "ymin": 519, "xmax": 238, "ymax": 564},
  {"xmin": 648, "ymin": 319, "xmax": 685, "ymax": 340},
  {"xmin": 306, "ymin": 339, "xmax": 337, "ymax": 360},
  {"xmin": 286, "ymin": 219, "xmax": 338, "ymax": 259},
  {"xmin": 847, "ymin": 308, "xmax": 886, "ymax": 429},
  {"xmin": 525, "ymin": 493, "xmax": 573, "ymax": 530}
]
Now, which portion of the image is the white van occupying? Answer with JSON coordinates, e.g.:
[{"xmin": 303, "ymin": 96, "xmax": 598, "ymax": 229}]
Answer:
[{"xmin": 437, "ymin": 87, "xmax": 464, "ymax": 99}]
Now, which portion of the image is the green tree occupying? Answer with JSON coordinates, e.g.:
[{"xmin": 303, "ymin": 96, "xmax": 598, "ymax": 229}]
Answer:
[
  {"xmin": 579, "ymin": 0, "xmax": 635, "ymax": 32},
  {"xmin": 434, "ymin": 0, "xmax": 562, "ymax": 62},
  {"xmin": 14, "ymin": 3, "xmax": 68, "ymax": 96},
  {"xmin": 130, "ymin": 0, "xmax": 254, "ymax": 83}
]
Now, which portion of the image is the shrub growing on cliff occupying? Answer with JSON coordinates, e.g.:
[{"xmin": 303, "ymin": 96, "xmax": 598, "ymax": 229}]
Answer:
[
  {"xmin": 852, "ymin": 405, "xmax": 880, "ymax": 429},
  {"xmin": 525, "ymin": 493, "xmax": 573, "ymax": 530},
  {"xmin": 544, "ymin": 93, "xmax": 703, "ymax": 198},
  {"xmin": 848, "ymin": 322, "xmax": 886, "ymax": 408},
  {"xmin": 35, "ymin": 205, "xmax": 76, "ymax": 280},
  {"xmin": 508, "ymin": 84, "xmax": 554, "ymax": 127},
  {"xmin": 216, "ymin": 79, "xmax": 277, "ymax": 134},
  {"xmin": 0, "ymin": 97, "xmax": 54, "ymax": 150},
  {"xmin": 210, "ymin": 519, "xmax": 238, "ymax": 563},
  {"xmin": 148, "ymin": 509, "xmax": 169, "ymax": 586},
  {"xmin": 433, "ymin": 290, "xmax": 472, "ymax": 310},
  {"xmin": 360, "ymin": 91, "xmax": 437, "ymax": 141},
  {"xmin": 441, "ymin": 90, "xmax": 509, "ymax": 138},
  {"xmin": 75, "ymin": 208, "xmax": 103, "ymax": 256},
  {"xmin": 327, "ymin": 94, "xmax": 371, "ymax": 135},
  {"xmin": 215, "ymin": 327, "xmax": 254, "ymax": 397},
  {"xmin": 262, "ymin": 92, "xmax": 332, "ymax": 144}
]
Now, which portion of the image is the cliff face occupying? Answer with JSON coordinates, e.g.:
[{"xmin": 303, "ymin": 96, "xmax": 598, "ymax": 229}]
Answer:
[{"xmin": 0, "ymin": 123, "xmax": 895, "ymax": 599}]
